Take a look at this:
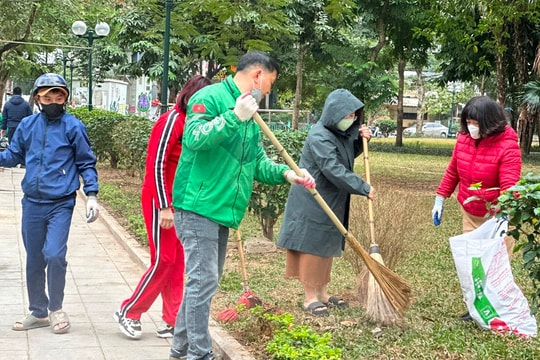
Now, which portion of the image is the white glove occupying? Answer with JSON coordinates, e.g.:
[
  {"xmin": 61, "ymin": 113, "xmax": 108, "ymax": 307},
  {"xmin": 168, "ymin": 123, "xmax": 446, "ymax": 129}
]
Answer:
[
  {"xmin": 284, "ymin": 169, "xmax": 316, "ymax": 189},
  {"xmin": 86, "ymin": 195, "xmax": 100, "ymax": 223},
  {"xmin": 432, "ymin": 195, "xmax": 444, "ymax": 226},
  {"xmin": 234, "ymin": 93, "xmax": 259, "ymax": 121}
]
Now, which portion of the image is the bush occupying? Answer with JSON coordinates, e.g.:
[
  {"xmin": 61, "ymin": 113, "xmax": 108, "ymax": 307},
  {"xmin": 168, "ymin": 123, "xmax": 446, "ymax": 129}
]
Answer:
[
  {"xmin": 111, "ymin": 115, "xmax": 153, "ymax": 178},
  {"xmin": 232, "ymin": 306, "xmax": 342, "ymax": 360},
  {"xmin": 249, "ymin": 129, "xmax": 308, "ymax": 240},
  {"xmin": 367, "ymin": 140, "xmax": 454, "ymax": 157},
  {"xmin": 497, "ymin": 172, "xmax": 540, "ymax": 313},
  {"xmin": 373, "ymin": 119, "xmax": 397, "ymax": 135},
  {"xmin": 71, "ymin": 108, "xmax": 126, "ymax": 168}
]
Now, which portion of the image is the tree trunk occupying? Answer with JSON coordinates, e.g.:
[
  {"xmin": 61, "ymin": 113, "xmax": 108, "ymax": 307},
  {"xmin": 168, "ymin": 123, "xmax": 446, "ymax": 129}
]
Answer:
[
  {"xmin": 415, "ymin": 67, "xmax": 425, "ymax": 128},
  {"xmin": 0, "ymin": 73, "xmax": 8, "ymax": 110},
  {"xmin": 292, "ymin": 44, "xmax": 304, "ymax": 130},
  {"xmin": 395, "ymin": 59, "xmax": 406, "ymax": 147},
  {"xmin": 370, "ymin": 0, "xmax": 389, "ymax": 62},
  {"xmin": 517, "ymin": 105, "xmax": 535, "ymax": 155},
  {"xmin": 260, "ymin": 216, "xmax": 275, "ymax": 241},
  {"xmin": 514, "ymin": 18, "xmax": 533, "ymax": 153}
]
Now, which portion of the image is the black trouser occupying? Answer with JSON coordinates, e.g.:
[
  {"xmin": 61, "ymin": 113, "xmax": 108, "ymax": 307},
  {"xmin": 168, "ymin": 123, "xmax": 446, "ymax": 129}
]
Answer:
[{"xmin": 7, "ymin": 126, "xmax": 18, "ymax": 142}]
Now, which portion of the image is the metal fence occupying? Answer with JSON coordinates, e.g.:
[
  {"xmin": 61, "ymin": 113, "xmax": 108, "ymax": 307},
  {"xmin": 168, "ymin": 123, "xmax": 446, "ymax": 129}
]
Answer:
[{"xmin": 258, "ymin": 109, "xmax": 313, "ymax": 131}]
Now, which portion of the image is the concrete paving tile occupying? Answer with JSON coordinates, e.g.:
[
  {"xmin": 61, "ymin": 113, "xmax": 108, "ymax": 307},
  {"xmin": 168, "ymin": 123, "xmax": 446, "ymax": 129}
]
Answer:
[
  {"xmin": 0, "ymin": 285, "xmax": 24, "ymax": 304},
  {"xmin": 29, "ymin": 348, "xmax": 105, "ymax": 360},
  {"xmin": 27, "ymin": 322, "xmax": 101, "ymax": 351},
  {"xmin": 101, "ymin": 345, "xmax": 170, "ymax": 360},
  {"xmin": 0, "ymin": 304, "xmax": 29, "ymax": 326},
  {"xmin": 1, "ymin": 351, "xmax": 29, "ymax": 360}
]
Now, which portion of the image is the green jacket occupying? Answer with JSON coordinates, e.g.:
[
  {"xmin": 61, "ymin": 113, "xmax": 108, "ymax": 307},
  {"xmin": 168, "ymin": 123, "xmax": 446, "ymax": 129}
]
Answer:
[{"xmin": 172, "ymin": 75, "xmax": 289, "ymax": 229}]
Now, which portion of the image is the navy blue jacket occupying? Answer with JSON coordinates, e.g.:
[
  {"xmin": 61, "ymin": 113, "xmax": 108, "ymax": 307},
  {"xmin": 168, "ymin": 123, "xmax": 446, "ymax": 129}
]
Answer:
[
  {"xmin": 2, "ymin": 95, "xmax": 32, "ymax": 129},
  {"xmin": 0, "ymin": 111, "xmax": 98, "ymax": 202}
]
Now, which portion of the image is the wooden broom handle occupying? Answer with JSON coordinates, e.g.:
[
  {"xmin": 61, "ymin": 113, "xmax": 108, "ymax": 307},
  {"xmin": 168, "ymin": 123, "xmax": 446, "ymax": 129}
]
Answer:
[
  {"xmin": 362, "ymin": 136, "xmax": 376, "ymax": 245},
  {"xmin": 235, "ymin": 230, "xmax": 249, "ymax": 290}
]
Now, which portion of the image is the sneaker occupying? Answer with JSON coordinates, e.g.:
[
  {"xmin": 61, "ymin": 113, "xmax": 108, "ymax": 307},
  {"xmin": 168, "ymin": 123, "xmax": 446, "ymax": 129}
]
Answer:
[
  {"xmin": 169, "ymin": 348, "xmax": 187, "ymax": 360},
  {"xmin": 114, "ymin": 310, "xmax": 142, "ymax": 339},
  {"xmin": 459, "ymin": 311, "xmax": 473, "ymax": 322},
  {"xmin": 156, "ymin": 321, "xmax": 174, "ymax": 338}
]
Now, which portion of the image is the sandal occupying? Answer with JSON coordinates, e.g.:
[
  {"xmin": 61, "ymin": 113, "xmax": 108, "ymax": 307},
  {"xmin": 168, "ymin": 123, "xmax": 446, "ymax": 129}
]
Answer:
[
  {"xmin": 325, "ymin": 296, "xmax": 349, "ymax": 309},
  {"xmin": 12, "ymin": 314, "xmax": 50, "ymax": 331},
  {"xmin": 303, "ymin": 301, "xmax": 329, "ymax": 317},
  {"xmin": 49, "ymin": 310, "xmax": 71, "ymax": 334}
]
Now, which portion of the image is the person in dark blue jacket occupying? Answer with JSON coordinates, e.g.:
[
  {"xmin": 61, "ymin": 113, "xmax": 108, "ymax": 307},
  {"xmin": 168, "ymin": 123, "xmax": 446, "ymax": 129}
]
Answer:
[
  {"xmin": 1, "ymin": 86, "xmax": 33, "ymax": 142},
  {"xmin": 0, "ymin": 73, "xmax": 100, "ymax": 335}
]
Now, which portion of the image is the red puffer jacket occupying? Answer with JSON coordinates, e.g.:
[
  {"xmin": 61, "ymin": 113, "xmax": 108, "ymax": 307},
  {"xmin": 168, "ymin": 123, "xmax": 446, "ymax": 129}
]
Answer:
[{"xmin": 436, "ymin": 125, "xmax": 521, "ymax": 217}]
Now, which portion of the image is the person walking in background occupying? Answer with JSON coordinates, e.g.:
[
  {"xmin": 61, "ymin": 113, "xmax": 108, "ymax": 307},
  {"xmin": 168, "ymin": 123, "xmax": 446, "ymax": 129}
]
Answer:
[
  {"xmin": 169, "ymin": 51, "xmax": 315, "ymax": 360},
  {"xmin": 1, "ymin": 86, "xmax": 33, "ymax": 142},
  {"xmin": 277, "ymin": 89, "xmax": 375, "ymax": 317},
  {"xmin": 114, "ymin": 75, "xmax": 211, "ymax": 340},
  {"xmin": 431, "ymin": 95, "xmax": 522, "ymax": 320},
  {"xmin": 0, "ymin": 73, "xmax": 100, "ymax": 334}
]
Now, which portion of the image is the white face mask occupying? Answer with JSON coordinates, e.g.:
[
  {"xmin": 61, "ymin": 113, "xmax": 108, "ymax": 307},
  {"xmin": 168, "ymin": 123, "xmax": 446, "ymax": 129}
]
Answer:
[
  {"xmin": 468, "ymin": 124, "xmax": 480, "ymax": 139},
  {"xmin": 336, "ymin": 118, "xmax": 355, "ymax": 131}
]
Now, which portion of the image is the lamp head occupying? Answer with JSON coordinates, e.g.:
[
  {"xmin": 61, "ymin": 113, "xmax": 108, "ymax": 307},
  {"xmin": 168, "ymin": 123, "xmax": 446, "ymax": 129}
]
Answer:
[
  {"xmin": 72, "ymin": 21, "xmax": 87, "ymax": 36},
  {"xmin": 95, "ymin": 22, "xmax": 110, "ymax": 37}
]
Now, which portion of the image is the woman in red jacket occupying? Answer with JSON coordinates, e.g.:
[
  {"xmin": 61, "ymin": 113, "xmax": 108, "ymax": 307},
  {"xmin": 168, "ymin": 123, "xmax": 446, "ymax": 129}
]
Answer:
[
  {"xmin": 114, "ymin": 75, "xmax": 211, "ymax": 339},
  {"xmin": 432, "ymin": 95, "xmax": 521, "ymax": 320}
]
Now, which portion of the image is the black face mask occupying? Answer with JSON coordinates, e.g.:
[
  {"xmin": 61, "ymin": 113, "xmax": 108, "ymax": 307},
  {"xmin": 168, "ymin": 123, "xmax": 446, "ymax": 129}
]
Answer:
[{"xmin": 41, "ymin": 103, "xmax": 65, "ymax": 119}]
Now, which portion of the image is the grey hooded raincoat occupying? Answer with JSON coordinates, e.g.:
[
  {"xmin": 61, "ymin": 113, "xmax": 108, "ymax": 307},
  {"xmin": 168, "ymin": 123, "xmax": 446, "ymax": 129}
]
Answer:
[{"xmin": 277, "ymin": 89, "xmax": 371, "ymax": 257}]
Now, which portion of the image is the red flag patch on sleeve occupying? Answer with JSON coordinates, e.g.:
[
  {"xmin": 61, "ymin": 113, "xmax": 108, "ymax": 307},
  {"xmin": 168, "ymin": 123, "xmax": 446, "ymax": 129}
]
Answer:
[{"xmin": 192, "ymin": 104, "xmax": 206, "ymax": 113}]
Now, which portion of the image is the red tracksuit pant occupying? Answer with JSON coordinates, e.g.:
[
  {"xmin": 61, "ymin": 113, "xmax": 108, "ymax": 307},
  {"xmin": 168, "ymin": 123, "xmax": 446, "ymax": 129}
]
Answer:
[{"xmin": 119, "ymin": 189, "xmax": 185, "ymax": 326}]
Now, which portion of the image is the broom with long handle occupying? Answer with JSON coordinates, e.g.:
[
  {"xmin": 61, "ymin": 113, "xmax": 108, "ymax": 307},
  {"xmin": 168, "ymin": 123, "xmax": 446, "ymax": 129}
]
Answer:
[
  {"xmin": 216, "ymin": 229, "xmax": 262, "ymax": 323},
  {"xmin": 235, "ymin": 229, "xmax": 263, "ymax": 308},
  {"xmin": 362, "ymin": 136, "xmax": 402, "ymax": 324},
  {"xmin": 253, "ymin": 113, "xmax": 411, "ymax": 318}
]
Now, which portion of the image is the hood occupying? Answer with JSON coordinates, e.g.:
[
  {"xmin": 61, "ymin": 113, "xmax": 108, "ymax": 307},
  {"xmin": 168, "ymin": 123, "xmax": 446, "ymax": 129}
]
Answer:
[
  {"xmin": 319, "ymin": 89, "xmax": 364, "ymax": 132},
  {"xmin": 8, "ymin": 95, "xmax": 25, "ymax": 105}
]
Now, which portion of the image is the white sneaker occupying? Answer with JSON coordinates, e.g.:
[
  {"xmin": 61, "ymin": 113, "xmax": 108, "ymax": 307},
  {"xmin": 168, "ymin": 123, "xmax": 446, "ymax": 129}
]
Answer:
[
  {"xmin": 114, "ymin": 310, "xmax": 142, "ymax": 339},
  {"xmin": 156, "ymin": 321, "xmax": 174, "ymax": 338}
]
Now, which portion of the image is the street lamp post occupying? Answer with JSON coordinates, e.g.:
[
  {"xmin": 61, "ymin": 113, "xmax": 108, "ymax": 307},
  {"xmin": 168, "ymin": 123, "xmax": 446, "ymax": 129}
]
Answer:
[
  {"xmin": 62, "ymin": 55, "xmax": 68, "ymax": 79},
  {"xmin": 71, "ymin": 20, "xmax": 110, "ymax": 111},
  {"xmin": 68, "ymin": 62, "xmax": 76, "ymax": 103},
  {"xmin": 160, "ymin": 0, "xmax": 173, "ymax": 115}
]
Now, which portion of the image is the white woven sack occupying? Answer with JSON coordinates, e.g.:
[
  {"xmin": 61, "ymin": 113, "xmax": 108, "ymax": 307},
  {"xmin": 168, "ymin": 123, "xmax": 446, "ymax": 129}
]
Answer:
[{"xmin": 449, "ymin": 217, "xmax": 537, "ymax": 337}]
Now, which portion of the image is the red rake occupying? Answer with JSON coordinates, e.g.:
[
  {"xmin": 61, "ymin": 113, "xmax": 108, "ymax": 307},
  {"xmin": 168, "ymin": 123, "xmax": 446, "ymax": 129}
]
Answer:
[{"xmin": 216, "ymin": 230, "xmax": 262, "ymax": 323}]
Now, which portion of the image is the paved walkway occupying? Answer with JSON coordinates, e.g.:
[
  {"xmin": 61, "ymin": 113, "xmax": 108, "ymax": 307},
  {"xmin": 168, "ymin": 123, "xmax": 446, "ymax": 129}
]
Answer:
[{"xmin": 0, "ymin": 167, "xmax": 253, "ymax": 360}]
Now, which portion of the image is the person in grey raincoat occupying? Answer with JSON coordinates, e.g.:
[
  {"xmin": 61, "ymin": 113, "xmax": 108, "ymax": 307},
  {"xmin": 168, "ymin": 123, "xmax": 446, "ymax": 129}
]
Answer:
[{"xmin": 277, "ymin": 89, "xmax": 376, "ymax": 316}]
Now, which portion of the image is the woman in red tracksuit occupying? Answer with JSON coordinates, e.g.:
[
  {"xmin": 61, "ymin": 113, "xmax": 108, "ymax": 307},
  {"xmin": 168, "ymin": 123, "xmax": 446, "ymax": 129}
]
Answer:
[
  {"xmin": 115, "ymin": 75, "xmax": 211, "ymax": 339},
  {"xmin": 431, "ymin": 95, "xmax": 521, "ymax": 321}
]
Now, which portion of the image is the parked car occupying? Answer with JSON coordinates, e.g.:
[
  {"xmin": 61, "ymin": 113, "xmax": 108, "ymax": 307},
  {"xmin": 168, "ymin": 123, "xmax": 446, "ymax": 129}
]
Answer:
[
  {"xmin": 369, "ymin": 126, "xmax": 383, "ymax": 137},
  {"xmin": 403, "ymin": 126, "xmax": 417, "ymax": 136},
  {"xmin": 422, "ymin": 122, "xmax": 448, "ymax": 137}
]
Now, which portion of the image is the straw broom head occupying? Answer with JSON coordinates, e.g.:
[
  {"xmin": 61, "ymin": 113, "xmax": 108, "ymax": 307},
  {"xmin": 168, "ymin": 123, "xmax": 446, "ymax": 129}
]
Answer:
[
  {"xmin": 365, "ymin": 244, "xmax": 403, "ymax": 325},
  {"xmin": 346, "ymin": 234, "xmax": 411, "ymax": 318}
]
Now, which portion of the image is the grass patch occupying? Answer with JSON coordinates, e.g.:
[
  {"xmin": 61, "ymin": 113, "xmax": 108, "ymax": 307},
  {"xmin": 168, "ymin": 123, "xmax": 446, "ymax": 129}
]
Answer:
[{"xmin": 98, "ymin": 140, "xmax": 540, "ymax": 359}]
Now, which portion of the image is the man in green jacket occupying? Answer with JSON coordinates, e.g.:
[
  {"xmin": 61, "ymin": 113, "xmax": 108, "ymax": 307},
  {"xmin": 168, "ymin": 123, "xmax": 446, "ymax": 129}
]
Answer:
[{"xmin": 169, "ymin": 51, "xmax": 315, "ymax": 360}]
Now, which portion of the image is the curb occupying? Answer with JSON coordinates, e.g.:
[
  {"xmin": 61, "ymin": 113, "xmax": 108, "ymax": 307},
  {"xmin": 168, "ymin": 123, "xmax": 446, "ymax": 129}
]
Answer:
[{"xmin": 85, "ymin": 192, "xmax": 255, "ymax": 360}]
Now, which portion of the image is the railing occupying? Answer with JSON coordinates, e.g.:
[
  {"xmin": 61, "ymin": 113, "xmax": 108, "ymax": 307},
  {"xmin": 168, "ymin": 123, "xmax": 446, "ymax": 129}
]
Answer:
[{"xmin": 258, "ymin": 108, "xmax": 314, "ymax": 131}]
